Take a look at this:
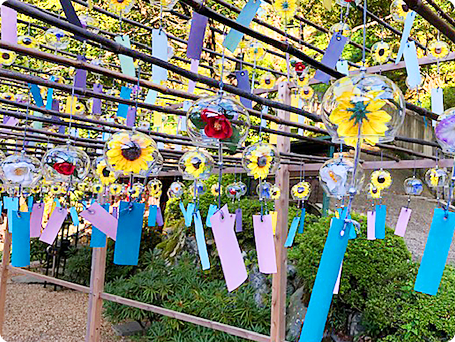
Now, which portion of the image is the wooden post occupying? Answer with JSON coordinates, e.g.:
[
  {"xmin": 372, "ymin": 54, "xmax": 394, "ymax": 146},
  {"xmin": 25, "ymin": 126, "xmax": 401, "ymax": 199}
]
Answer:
[
  {"xmin": 0, "ymin": 226, "xmax": 12, "ymax": 335},
  {"xmin": 270, "ymin": 81, "xmax": 291, "ymax": 342}
]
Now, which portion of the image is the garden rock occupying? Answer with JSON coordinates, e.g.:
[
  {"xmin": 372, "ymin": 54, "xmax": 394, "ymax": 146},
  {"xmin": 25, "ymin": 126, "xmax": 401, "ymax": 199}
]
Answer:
[
  {"xmin": 348, "ymin": 312, "xmax": 365, "ymax": 337},
  {"xmin": 286, "ymin": 286, "xmax": 307, "ymax": 341},
  {"xmin": 248, "ymin": 265, "xmax": 268, "ymax": 307},
  {"xmin": 112, "ymin": 321, "xmax": 145, "ymax": 336}
]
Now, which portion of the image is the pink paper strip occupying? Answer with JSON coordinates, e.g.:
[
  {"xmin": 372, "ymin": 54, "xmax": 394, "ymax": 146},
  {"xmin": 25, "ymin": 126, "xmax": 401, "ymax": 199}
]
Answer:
[
  {"xmin": 333, "ymin": 262, "xmax": 342, "ymax": 294},
  {"xmin": 395, "ymin": 207, "xmax": 412, "ymax": 237},
  {"xmin": 253, "ymin": 214, "xmax": 277, "ymax": 274},
  {"xmin": 1, "ymin": 6, "xmax": 17, "ymax": 44},
  {"xmin": 30, "ymin": 203, "xmax": 45, "ymax": 238},
  {"xmin": 39, "ymin": 207, "xmax": 68, "ymax": 245},
  {"xmin": 80, "ymin": 202, "xmax": 118, "ymax": 240},
  {"xmin": 187, "ymin": 59, "xmax": 199, "ymax": 93},
  {"xmin": 210, "ymin": 205, "xmax": 248, "ymax": 292},
  {"xmin": 367, "ymin": 211, "xmax": 376, "ymax": 240}
]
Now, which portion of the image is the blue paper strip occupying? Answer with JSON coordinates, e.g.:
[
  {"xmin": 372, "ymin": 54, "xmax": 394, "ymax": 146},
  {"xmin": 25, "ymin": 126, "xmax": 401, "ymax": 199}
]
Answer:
[
  {"xmin": 114, "ymin": 202, "xmax": 145, "ymax": 265},
  {"xmin": 298, "ymin": 208, "xmax": 306, "ymax": 234},
  {"xmin": 27, "ymin": 196, "xmax": 34, "ymax": 211},
  {"xmin": 148, "ymin": 205, "xmax": 157, "ymax": 227},
  {"xmin": 403, "ymin": 41, "xmax": 421, "ymax": 89},
  {"xmin": 180, "ymin": 202, "xmax": 195, "ymax": 227},
  {"xmin": 152, "ymin": 29, "xmax": 168, "ymax": 82},
  {"xmin": 114, "ymin": 35, "xmax": 136, "ymax": 77},
  {"xmin": 11, "ymin": 211, "xmax": 31, "ymax": 267},
  {"xmin": 314, "ymin": 33, "xmax": 348, "ymax": 84},
  {"xmin": 117, "ymin": 86, "xmax": 132, "ymax": 119},
  {"xmin": 187, "ymin": 12, "xmax": 208, "ymax": 60},
  {"xmin": 415, "ymin": 208, "xmax": 455, "ymax": 295},
  {"xmin": 206, "ymin": 204, "xmax": 218, "ymax": 228},
  {"xmin": 375, "ymin": 205, "xmax": 387, "ymax": 239},
  {"xmin": 284, "ymin": 216, "xmax": 300, "ymax": 247},
  {"xmin": 338, "ymin": 207, "xmax": 356, "ymax": 239},
  {"xmin": 395, "ymin": 11, "xmax": 417, "ymax": 63},
  {"xmin": 70, "ymin": 207, "xmax": 79, "ymax": 226},
  {"xmin": 235, "ymin": 70, "xmax": 252, "ymax": 109},
  {"xmin": 46, "ymin": 76, "xmax": 55, "ymax": 110},
  {"xmin": 4, "ymin": 196, "xmax": 19, "ymax": 233},
  {"xmin": 223, "ymin": 0, "xmax": 261, "ymax": 52},
  {"xmin": 194, "ymin": 210, "xmax": 210, "ymax": 270},
  {"xmin": 90, "ymin": 204, "xmax": 109, "ymax": 248},
  {"xmin": 29, "ymin": 83, "xmax": 44, "ymax": 107},
  {"xmin": 299, "ymin": 217, "xmax": 351, "ymax": 342}
]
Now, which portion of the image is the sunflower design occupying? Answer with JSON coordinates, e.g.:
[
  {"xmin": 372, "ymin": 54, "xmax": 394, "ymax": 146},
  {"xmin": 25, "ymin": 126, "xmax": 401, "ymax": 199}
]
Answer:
[
  {"xmin": 77, "ymin": 182, "xmax": 90, "ymax": 192},
  {"xmin": 291, "ymin": 181, "xmax": 311, "ymax": 200},
  {"xmin": 391, "ymin": 0, "xmax": 410, "ymax": 22},
  {"xmin": 330, "ymin": 22, "xmax": 352, "ymax": 39},
  {"xmin": 106, "ymin": 131, "xmax": 157, "ymax": 175},
  {"xmin": 270, "ymin": 185, "xmax": 281, "ymax": 200},
  {"xmin": 1, "ymin": 93, "xmax": 15, "ymax": 102},
  {"xmin": 300, "ymin": 86, "xmax": 314, "ymax": 101},
  {"xmin": 259, "ymin": 73, "xmax": 276, "ymax": 89},
  {"xmin": 180, "ymin": 151, "xmax": 210, "ymax": 179},
  {"xmin": 129, "ymin": 183, "xmax": 144, "ymax": 198},
  {"xmin": 211, "ymin": 183, "xmax": 223, "ymax": 197},
  {"xmin": 426, "ymin": 168, "xmax": 447, "ymax": 188},
  {"xmin": 246, "ymin": 42, "xmax": 265, "ymax": 62},
  {"xmin": 371, "ymin": 41, "xmax": 391, "ymax": 64},
  {"xmin": 31, "ymin": 186, "xmax": 41, "ymax": 194},
  {"xmin": 110, "ymin": 183, "xmax": 123, "ymax": 195},
  {"xmin": 242, "ymin": 143, "xmax": 278, "ymax": 180},
  {"xmin": 429, "ymin": 40, "xmax": 450, "ymax": 59},
  {"xmin": 148, "ymin": 179, "xmax": 162, "ymax": 198},
  {"xmin": 329, "ymin": 89, "xmax": 391, "ymax": 147},
  {"xmin": 0, "ymin": 183, "xmax": 5, "ymax": 193},
  {"xmin": 50, "ymin": 184, "xmax": 63, "ymax": 195},
  {"xmin": 108, "ymin": 0, "xmax": 135, "ymax": 14},
  {"xmin": 96, "ymin": 159, "xmax": 117, "ymax": 185},
  {"xmin": 371, "ymin": 170, "xmax": 392, "ymax": 190},
  {"xmin": 0, "ymin": 50, "xmax": 17, "ymax": 66},
  {"xmin": 274, "ymin": 0, "xmax": 297, "ymax": 19},
  {"xmin": 18, "ymin": 36, "xmax": 38, "ymax": 49},
  {"xmin": 368, "ymin": 183, "xmax": 381, "ymax": 199},
  {"xmin": 92, "ymin": 183, "xmax": 104, "ymax": 194},
  {"xmin": 65, "ymin": 96, "xmax": 85, "ymax": 115}
]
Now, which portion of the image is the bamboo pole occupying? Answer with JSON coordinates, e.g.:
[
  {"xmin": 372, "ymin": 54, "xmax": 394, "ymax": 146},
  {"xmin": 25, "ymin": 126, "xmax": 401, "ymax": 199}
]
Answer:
[{"xmin": 0, "ymin": 228, "xmax": 12, "ymax": 336}]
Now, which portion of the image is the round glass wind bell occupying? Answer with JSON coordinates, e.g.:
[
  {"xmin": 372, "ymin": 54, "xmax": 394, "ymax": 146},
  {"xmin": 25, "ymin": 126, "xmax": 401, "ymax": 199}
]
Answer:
[
  {"xmin": 425, "ymin": 167, "xmax": 448, "ymax": 189},
  {"xmin": 0, "ymin": 49, "xmax": 17, "ymax": 66},
  {"xmin": 42, "ymin": 145, "xmax": 91, "ymax": 183},
  {"xmin": 371, "ymin": 41, "xmax": 392, "ymax": 65},
  {"xmin": 370, "ymin": 169, "xmax": 392, "ymax": 192},
  {"xmin": 428, "ymin": 40, "xmax": 450, "ymax": 59},
  {"xmin": 404, "ymin": 177, "xmax": 424, "ymax": 196},
  {"xmin": 391, "ymin": 0, "xmax": 411, "ymax": 23},
  {"xmin": 150, "ymin": 0, "xmax": 178, "ymax": 11},
  {"xmin": 45, "ymin": 28, "xmax": 70, "ymax": 50},
  {"xmin": 259, "ymin": 73, "xmax": 276, "ymax": 90},
  {"xmin": 242, "ymin": 142, "xmax": 280, "ymax": 180},
  {"xmin": 226, "ymin": 181, "xmax": 247, "ymax": 201},
  {"xmin": 108, "ymin": 0, "xmax": 135, "ymax": 14},
  {"xmin": 435, "ymin": 108, "xmax": 455, "ymax": 155},
  {"xmin": 167, "ymin": 180, "xmax": 185, "ymax": 199},
  {"xmin": 330, "ymin": 22, "xmax": 352, "ymax": 41},
  {"xmin": 0, "ymin": 153, "xmax": 42, "ymax": 190},
  {"xmin": 290, "ymin": 59, "xmax": 308, "ymax": 84},
  {"xmin": 147, "ymin": 178, "xmax": 163, "ymax": 201},
  {"xmin": 336, "ymin": 0, "xmax": 361, "ymax": 7},
  {"xmin": 94, "ymin": 157, "xmax": 117, "ymax": 185}
]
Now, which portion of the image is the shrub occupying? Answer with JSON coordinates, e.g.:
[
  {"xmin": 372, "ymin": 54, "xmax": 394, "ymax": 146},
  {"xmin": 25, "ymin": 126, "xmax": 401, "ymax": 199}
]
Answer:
[{"xmin": 289, "ymin": 213, "xmax": 455, "ymax": 341}]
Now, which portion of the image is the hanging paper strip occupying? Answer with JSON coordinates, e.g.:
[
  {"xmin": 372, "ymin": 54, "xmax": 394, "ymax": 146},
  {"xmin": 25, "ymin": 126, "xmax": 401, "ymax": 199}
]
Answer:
[
  {"xmin": 375, "ymin": 205, "xmax": 386, "ymax": 239},
  {"xmin": 74, "ymin": 55, "xmax": 88, "ymax": 90},
  {"xmin": 1, "ymin": 5, "xmax": 17, "ymax": 44},
  {"xmin": 144, "ymin": 30, "xmax": 169, "ymax": 105},
  {"xmin": 403, "ymin": 41, "xmax": 421, "ymax": 89},
  {"xmin": 313, "ymin": 33, "xmax": 348, "ymax": 84},
  {"xmin": 69, "ymin": 207, "xmax": 79, "ymax": 227},
  {"xmin": 187, "ymin": 59, "xmax": 199, "ymax": 94},
  {"xmin": 46, "ymin": 76, "xmax": 56, "ymax": 110},
  {"xmin": 333, "ymin": 261, "xmax": 343, "ymax": 295},
  {"xmin": 11, "ymin": 211, "xmax": 31, "ymax": 268},
  {"xmin": 235, "ymin": 208, "xmax": 243, "ymax": 232},
  {"xmin": 336, "ymin": 60, "xmax": 349, "ymax": 76},
  {"xmin": 194, "ymin": 211, "xmax": 210, "ymax": 270},
  {"xmin": 126, "ymin": 106, "xmax": 137, "ymax": 127},
  {"xmin": 88, "ymin": 204, "xmax": 110, "ymax": 248},
  {"xmin": 114, "ymin": 35, "xmax": 136, "ymax": 77},
  {"xmin": 395, "ymin": 11, "xmax": 417, "ymax": 63},
  {"xmin": 180, "ymin": 202, "xmax": 195, "ymax": 227},
  {"xmin": 4, "ymin": 196, "xmax": 19, "ymax": 233},
  {"xmin": 187, "ymin": 12, "xmax": 208, "ymax": 60},
  {"xmin": 80, "ymin": 202, "xmax": 118, "ymax": 240},
  {"xmin": 148, "ymin": 205, "xmax": 158, "ymax": 227},
  {"xmin": 117, "ymin": 86, "xmax": 132, "ymax": 119},
  {"xmin": 40, "ymin": 207, "xmax": 68, "ymax": 245},
  {"xmin": 92, "ymin": 83, "xmax": 103, "ymax": 115},
  {"xmin": 367, "ymin": 210, "xmax": 376, "ymax": 240},
  {"xmin": 299, "ymin": 217, "xmax": 351, "ymax": 342},
  {"xmin": 253, "ymin": 214, "xmax": 277, "ymax": 274},
  {"xmin": 206, "ymin": 204, "xmax": 218, "ymax": 228},
  {"xmin": 270, "ymin": 211, "xmax": 278, "ymax": 235},
  {"xmin": 431, "ymin": 88, "xmax": 444, "ymax": 116},
  {"xmin": 114, "ymin": 201, "xmax": 145, "ymax": 265},
  {"xmin": 156, "ymin": 207, "xmax": 164, "ymax": 226},
  {"xmin": 29, "ymin": 84, "xmax": 44, "ymax": 108},
  {"xmin": 30, "ymin": 203, "xmax": 44, "ymax": 238},
  {"xmin": 223, "ymin": 0, "xmax": 261, "ymax": 53},
  {"xmin": 59, "ymin": 0, "xmax": 84, "ymax": 41},
  {"xmin": 211, "ymin": 205, "xmax": 248, "ymax": 291},
  {"xmin": 284, "ymin": 216, "xmax": 300, "ymax": 248},
  {"xmin": 235, "ymin": 70, "xmax": 253, "ymax": 109},
  {"xmin": 298, "ymin": 208, "xmax": 306, "ymax": 234},
  {"xmin": 339, "ymin": 207, "xmax": 355, "ymax": 240},
  {"xmin": 394, "ymin": 207, "xmax": 412, "ymax": 237},
  {"xmin": 414, "ymin": 208, "xmax": 455, "ymax": 295}
]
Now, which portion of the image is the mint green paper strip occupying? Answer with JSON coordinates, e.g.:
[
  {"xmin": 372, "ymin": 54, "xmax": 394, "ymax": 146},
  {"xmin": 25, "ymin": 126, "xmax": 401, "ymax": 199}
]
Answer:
[
  {"xmin": 223, "ymin": 0, "xmax": 261, "ymax": 53},
  {"xmin": 115, "ymin": 35, "xmax": 136, "ymax": 77},
  {"xmin": 299, "ymin": 217, "xmax": 351, "ymax": 342},
  {"xmin": 284, "ymin": 216, "xmax": 300, "ymax": 247}
]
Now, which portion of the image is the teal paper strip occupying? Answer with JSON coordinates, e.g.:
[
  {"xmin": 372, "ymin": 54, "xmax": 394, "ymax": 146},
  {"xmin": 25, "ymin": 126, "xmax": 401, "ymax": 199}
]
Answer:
[
  {"xmin": 11, "ymin": 211, "xmax": 31, "ymax": 267},
  {"xmin": 375, "ymin": 205, "xmax": 386, "ymax": 239},
  {"xmin": 284, "ymin": 216, "xmax": 300, "ymax": 247},
  {"xmin": 415, "ymin": 208, "xmax": 455, "ymax": 295},
  {"xmin": 339, "ymin": 207, "xmax": 356, "ymax": 239},
  {"xmin": 45, "ymin": 76, "xmax": 55, "ymax": 110},
  {"xmin": 90, "ymin": 204, "xmax": 109, "ymax": 248},
  {"xmin": 205, "ymin": 204, "xmax": 218, "ymax": 228},
  {"xmin": 148, "ymin": 205, "xmax": 157, "ymax": 227},
  {"xmin": 299, "ymin": 217, "xmax": 351, "ymax": 342},
  {"xmin": 180, "ymin": 202, "xmax": 195, "ymax": 227},
  {"xmin": 298, "ymin": 208, "xmax": 306, "ymax": 234},
  {"xmin": 29, "ymin": 83, "xmax": 44, "ymax": 107},
  {"xmin": 4, "ymin": 196, "xmax": 19, "ymax": 233},
  {"xmin": 223, "ymin": 0, "xmax": 261, "ymax": 53},
  {"xmin": 70, "ymin": 207, "xmax": 79, "ymax": 226},
  {"xmin": 27, "ymin": 196, "xmax": 34, "ymax": 211},
  {"xmin": 395, "ymin": 11, "xmax": 417, "ymax": 63},
  {"xmin": 194, "ymin": 210, "xmax": 210, "ymax": 270},
  {"xmin": 114, "ymin": 35, "xmax": 136, "ymax": 77},
  {"xmin": 117, "ymin": 86, "xmax": 132, "ymax": 119}
]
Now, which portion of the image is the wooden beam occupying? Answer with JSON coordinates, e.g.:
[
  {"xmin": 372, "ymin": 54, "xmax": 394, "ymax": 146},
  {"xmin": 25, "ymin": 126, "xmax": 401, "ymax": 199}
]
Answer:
[
  {"xmin": 0, "ymin": 228, "xmax": 11, "ymax": 336},
  {"xmin": 271, "ymin": 82, "xmax": 291, "ymax": 342}
]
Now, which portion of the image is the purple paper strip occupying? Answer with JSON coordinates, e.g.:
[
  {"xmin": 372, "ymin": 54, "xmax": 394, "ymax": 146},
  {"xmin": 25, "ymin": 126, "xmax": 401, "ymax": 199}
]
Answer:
[
  {"xmin": 367, "ymin": 211, "xmax": 376, "ymax": 240},
  {"xmin": 30, "ymin": 203, "xmax": 44, "ymax": 238},
  {"xmin": 187, "ymin": 12, "xmax": 208, "ymax": 60},
  {"xmin": 395, "ymin": 207, "xmax": 412, "ymax": 237},
  {"xmin": 126, "ymin": 106, "xmax": 136, "ymax": 127},
  {"xmin": 253, "ymin": 214, "xmax": 277, "ymax": 274},
  {"xmin": 235, "ymin": 208, "xmax": 242, "ymax": 232},
  {"xmin": 59, "ymin": 0, "xmax": 84, "ymax": 41},
  {"xmin": 156, "ymin": 207, "xmax": 164, "ymax": 226},
  {"xmin": 112, "ymin": 206, "xmax": 118, "ymax": 219},
  {"xmin": 211, "ymin": 205, "xmax": 248, "ymax": 291},
  {"xmin": 187, "ymin": 59, "xmax": 199, "ymax": 94},
  {"xmin": 92, "ymin": 83, "xmax": 103, "ymax": 114},
  {"xmin": 314, "ymin": 33, "xmax": 348, "ymax": 84},
  {"xmin": 235, "ymin": 70, "xmax": 252, "ymax": 109},
  {"xmin": 80, "ymin": 202, "xmax": 118, "ymax": 240},
  {"xmin": 40, "ymin": 207, "xmax": 68, "ymax": 245},
  {"xmin": 1, "ymin": 6, "xmax": 17, "ymax": 44},
  {"xmin": 74, "ymin": 55, "xmax": 87, "ymax": 90},
  {"xmin": 4, "ymin": 117, "xmax": 18, "ymax": 127},
  {"xmin": 51, "ymin": 99, "xmax": 63, "ymax": 127}
]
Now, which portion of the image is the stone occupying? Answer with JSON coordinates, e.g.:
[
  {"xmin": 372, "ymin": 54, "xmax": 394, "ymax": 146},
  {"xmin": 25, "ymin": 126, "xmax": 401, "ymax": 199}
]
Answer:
[
  {"xmin": 248, "ymin": 265, "xmax": 268, "ymax": 308},
  {"xmin": 286, "ymin": 286, "xmax": 307, "ymax": 341},
  {"xmin": 11, "ymin": 275, "xmax": 45, "ymax": 284},
  {"xmin": 112, "ymin": 321, "xmax": 145, "ymax": 336},
  {"xmin": 348, "ymin": 312, "xmax": 365, "ymax": 337}
]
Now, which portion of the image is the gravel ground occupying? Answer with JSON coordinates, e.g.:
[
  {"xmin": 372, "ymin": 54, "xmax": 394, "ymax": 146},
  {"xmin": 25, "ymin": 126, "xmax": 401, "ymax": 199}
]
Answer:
[{"xmin": 1, "ymin": 276, "xmax": 128, "ymax": 342}]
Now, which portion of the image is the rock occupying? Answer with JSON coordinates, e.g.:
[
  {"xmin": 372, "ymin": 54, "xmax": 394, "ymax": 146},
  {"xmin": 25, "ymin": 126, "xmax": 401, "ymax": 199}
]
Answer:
[
  {"xmin": 11, "ymin": 275, "xmax": 45, "ymax": 284},
  {"xmin": 185, "ymin": 236, "xmax": 198, "ymax": 256},
  {"xmin": 112, "ymin": 321, "xmax": 145, "ymax": 336},
  {"xmin": 286, "ymin": 286, "xmax": 307, "ymax": 341},
  {"xmin": 248, "ymin": 265, "xmax": 268, "ymax": 308},
  {"xmin": 348, "ymin": 312, "xmax": 365, "ymax": 337}
]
